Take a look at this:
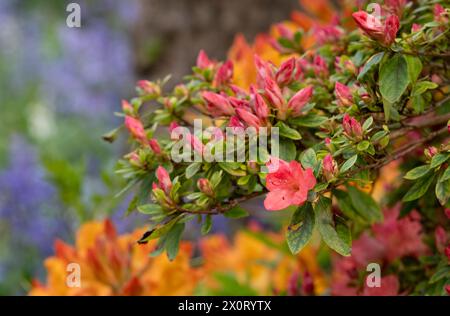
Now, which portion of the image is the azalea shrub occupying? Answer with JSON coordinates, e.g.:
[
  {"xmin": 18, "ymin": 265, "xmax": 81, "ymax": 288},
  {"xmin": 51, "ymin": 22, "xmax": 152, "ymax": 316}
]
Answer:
[{"xmin": 108, "ymin": 0, "xmax": 450, "ymax": 295}]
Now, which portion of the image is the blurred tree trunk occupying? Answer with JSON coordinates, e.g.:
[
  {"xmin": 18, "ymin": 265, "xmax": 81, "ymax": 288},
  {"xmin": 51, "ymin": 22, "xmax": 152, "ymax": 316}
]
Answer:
[{"xmin": 133, "ymin": 0, "xmax": 298, "ymax": 83}]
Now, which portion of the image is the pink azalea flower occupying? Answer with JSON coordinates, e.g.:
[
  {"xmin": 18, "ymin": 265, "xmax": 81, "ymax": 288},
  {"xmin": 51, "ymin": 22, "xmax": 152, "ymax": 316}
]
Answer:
[
  {"xmin": 264, "ymin": 158, "xmax": 316, "ymax": 211},
  {"xmin": 352, "ymin": 11, "xmax": 399, "ymax": 45}
]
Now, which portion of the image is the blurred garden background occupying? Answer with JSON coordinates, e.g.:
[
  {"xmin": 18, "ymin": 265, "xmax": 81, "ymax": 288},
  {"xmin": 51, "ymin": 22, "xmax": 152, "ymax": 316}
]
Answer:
[{"xmin": 0, "ymin": 0, "xmax": 299, "ymax": 295}]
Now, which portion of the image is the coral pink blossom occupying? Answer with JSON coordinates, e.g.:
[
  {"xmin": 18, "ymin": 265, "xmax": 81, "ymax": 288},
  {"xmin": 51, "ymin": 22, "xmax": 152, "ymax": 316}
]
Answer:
[
  {"xmin": 372, "ymin": 207, "xmax": 428, "ymax": 261},
  {"xmin": 264, "ymin": 158, "xmax": 316, "ymax": 211}
]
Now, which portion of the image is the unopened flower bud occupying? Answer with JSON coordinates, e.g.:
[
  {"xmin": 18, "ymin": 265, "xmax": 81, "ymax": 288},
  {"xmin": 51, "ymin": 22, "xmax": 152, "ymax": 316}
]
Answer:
[
  {"xmin": 122, "ymin": 100, "xmax": 133, "ymax": 115},
  {"xmin": 335, "ymin": 82, "xmax": 353, "ymax": 107},
  {"xmin": 197, "ymin": 178, "xmax": 214, "ymax": 197},
  {"xmin": 435, "ymin": 226, "xmax": 448, "ymax": 253},
  {"xmin": 342, "ymin": 114, "xmax": 363, "ymax": 141},
  {"xmin": 247, "ymin": 161, "xmax": 259, "ymax": 174},
  {"xmin": 424, "ymin": 146, "xmax": 438, "ymax": 160},
  {"xmin": 323, "ymin": 154, "xmax": 338, "ymax": 181},
  {"xmin": 124, "ymin": 116, "xmax": 146, "ymax": 142},
  {"xmin": 137, "ymin": 80, "xmax": 160, "ymax": 97},
  {"xmin": 174, "ymin": 84, "xmax": 189, "ymax": 98},
  {"xmin": 149, "ymin": 139, "xmax": 162, "ymax": 155}
]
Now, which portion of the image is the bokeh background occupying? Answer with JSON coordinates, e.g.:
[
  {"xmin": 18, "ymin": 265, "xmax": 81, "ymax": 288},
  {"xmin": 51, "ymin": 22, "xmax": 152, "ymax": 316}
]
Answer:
[{"xmin": 0, "ymin": 0, "xmax": 299, "ymax": 295}]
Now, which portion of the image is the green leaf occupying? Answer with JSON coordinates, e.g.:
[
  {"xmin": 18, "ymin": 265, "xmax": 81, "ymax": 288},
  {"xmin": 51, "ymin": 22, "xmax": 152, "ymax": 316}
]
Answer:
[
  {"xmin": 340, "ymin": 154, "xmax": 358, "ymax": 173},
  {"xmin": 224, "ymin": 205, "xmax": 249, "ymax": 219},
  {"xmin": 300, "ymin": 148, "xmax": 317, "ymax": 169},
  {"xmin": 165, "ymin": 223, "xmax": 185, "ymax": 261},
  {"xmin": 286, "ymin": 203, "xmax": 315, "ymax": 254},
  {"xmin": 411, "ymin": 81, "xmax": 438, "ymax": 96},
  {"xmin": 278, "ymin": 138, "xmax": 297, "ymax": 161},
  {"xmin": 357, "ymin": 141, "xmax": 370, "ymax": 152},
  {"xmin": 404, "ymin": 55, "xmax": 422, "ymax": 83},
  {"xmin": 379, "ymin": 54, "xmax": 409, "ymax": 103},
  {"xmin": 186, "ymin": 162, "xmax": 202, "ymax": 179},
  {"xmin": 404, "ymin": 165, "xmax": 430, "ymax": 180},
  {"xmin": 335, "ymin": 217, "xmax": 352, "ymax": 248},
  {"xmin": 430, "ymin": 153, "xmax": 449, "ymax": 169},
  {"xmin": 201, "ymin": 215, "xmax": 213, "ymax": 235},
  {"xmin": 347, "ymin": 186, "xmax": 383, "ymax": 223},
  {"xmin": 137, "ymin": 203, "xmax": 163, "ymax": 215},
  {"xmin": 436, "ymin": 177, "xmax": 450, "ymax": 205},
  {"xmin": 290, "ymin": 114, "xmax": 328, "ymax": 127},
  {"xmin": 334, "ymin": 189, "xmax": 362, "ymax": 221},
  {"xmin": 218, "ymin": 162, "xmax": 246, "ymax": 176},
  {"xmin": 362, "ymin": 117, "xmax": 373, "ymax": 130},
  {"xmin": 429, "ymin": 263, "xmax": 450, "ymax": 284},
  {"xmin": 440, "ymin": 167, "xmax": 450, "ymax": 182},
  {"xmin": 276, "ymin": 122, "xmax": 302, "ymax": 140},
  {"xmin": 403, "ymin": 174, "xmax": 435, "ymax": 202},
  {"xmin": 314, "ymin": 196, "xmax": 351, "ymax": 256},
  {"xmin": 358, "ymin": 52, "xmax": 384, "ymax": 80}
]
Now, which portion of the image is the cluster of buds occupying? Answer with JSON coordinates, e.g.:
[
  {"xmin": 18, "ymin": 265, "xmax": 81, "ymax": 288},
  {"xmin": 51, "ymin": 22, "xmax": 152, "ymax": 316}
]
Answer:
[
  {"xmin": 352, "ymin": 8, "xmax": 400, "ymax": 46},
  {"xmin": 322, "ymin": 154, "xmax": 339, "ymax": 181},
  {"xmin": 312, "ymin": 17, "xmax": 344, "ymax": 45},
  {"xmin": 342, "ymin": 114, "xmax": 363, "ymax": 141},
  {"xmin": 196, "ymin": 50, "xmax": 233, "ymax": 87}
]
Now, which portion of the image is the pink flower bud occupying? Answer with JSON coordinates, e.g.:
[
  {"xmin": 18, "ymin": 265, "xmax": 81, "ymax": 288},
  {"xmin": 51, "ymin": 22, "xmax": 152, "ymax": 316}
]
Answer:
[
  {"xmin": 247, "ymin": 160, "xmax": 259, "ymax": 174},
  {"xmin": 254, "ymin": 55, "xmax": 274, "ymax": 87},
  {"xmin": 323, "ymin": 154, "xmax": 338, "ymax": 181},
  {"xmin": 352, "ymin": 11, "xmax": 384, "ymax": 41},
  {"xmin": 202, "ymin": 91, "xmax": 235, "ymax": 117},
  {"xmin": 384, "ymin": 15, "xmax": 400, "ymax": 45},
  {"xmin": 411, "ymin": 23, "xmax": 422, "ymax": 32},
  {"xmin": 127, "ymin": 151, "xmax": 141, "ymax": 167},
  {"xmin": 313, "ymin": 55, "xmax": 328, "ymax": 77},
  {"xmin": 197, "ymin": 178, "xmax": 214, "ymax": 197},
  {"xmin": 424, "ymin": 146, "xmax": 438, "ymax": 160},
  {"xmin": 288, "ymin": 86, "xmax": 313, "ymax": 117},
  {"xmin": 213, "ymin": 60, "xmax": 233, "ymax": 87},
  {"xmin": 124, "ymin": 116, "xmax": 146, "ymax": 142},
  {"xmin": 149, "ymin": 139, "xmax": 162, "ymax": 155},
  {"xmin": 434, "ymin": 4, "xmax": 446, "ymax": 23},
  {"xmin": 250, "ymin": 86, "xmax": 269, "ymax": 121},
  {"xmin": 435, "ymin": 226, "xmax": 448, "ymax": 253},
  {"xmin": 121, "ymin": 100, "xmax": 133, "ymax": 114},
  {"xmin": 236, "ymin": 108, "xmax": 262, "ymax": 129},
  {"xmin": 228, "ymin": 97, "xmax": 250, "ymax": 110},
  {"xmin": 335, "ymin": 82, "xmax": 353, "ymax": 107},
  {"xmin": 137, "ymin": 80, "xmax": 160, "ymax": 97},
  {"xmin": 230, "ymin": 84, "xmax": 248, "ymax": 98},
  {"xmin": 325, "ymin": 137, "xmax": 332, "ymax": 149},
  {"xmin": 264, "ymin": 77, "xmax": 284, "ymax": 111},
  {"xmin": 343, "ymin": 114, "xmax": 363, "ymax": 140},
  {"xmin": 155, "ymin": 166, "xmax": 172, "ymax": 194},
  {"xmin": 275, "ymin": 57, "xmax": 296, "ymax": 86},
  {"xmin": 276, "ymin": 23, "xmax": 294, "ymax": 40},
  {"xmin": 445, "ymin": 208, "xmax": 450, "ymax": 219},
  {"xmin": 186, "ymin": 133, "xmax": 204, "ymax": 156},
  {"xmin": 169, "ymin": 121, "xmax": 180, "ymax": 134},
  {"xmin": 228, "ymin": 116, "xmax": 245, "ymax": 132},
  {"xmin": 196, "ymin": 50, "xmax": 213, "ymax": 69}
]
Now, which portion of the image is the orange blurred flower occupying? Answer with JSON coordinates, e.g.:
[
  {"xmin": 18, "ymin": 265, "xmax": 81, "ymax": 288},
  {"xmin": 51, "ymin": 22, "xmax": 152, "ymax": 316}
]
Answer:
[{"xmin": 29, "ymin": 220, "xmax": 199, "ymax": 296}]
